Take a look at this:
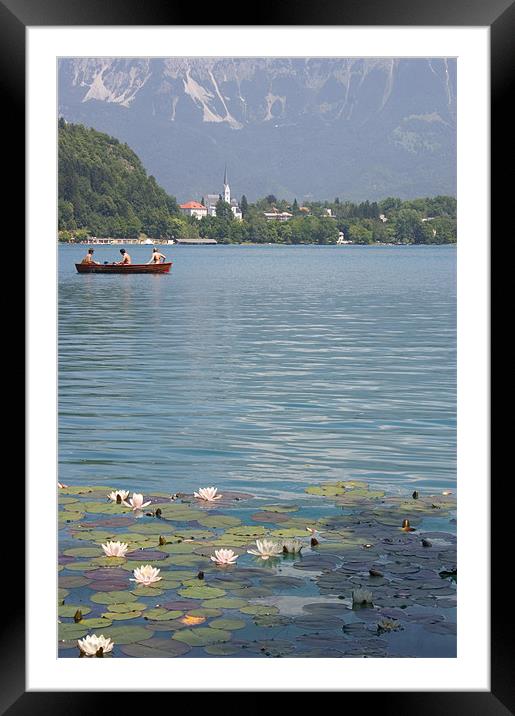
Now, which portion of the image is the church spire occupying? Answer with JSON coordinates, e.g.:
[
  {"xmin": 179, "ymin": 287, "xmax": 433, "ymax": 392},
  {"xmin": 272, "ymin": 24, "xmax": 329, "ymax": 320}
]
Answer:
[{"xmin": 223, "ymin": 164, "xmax": 230, "ymax": 204}]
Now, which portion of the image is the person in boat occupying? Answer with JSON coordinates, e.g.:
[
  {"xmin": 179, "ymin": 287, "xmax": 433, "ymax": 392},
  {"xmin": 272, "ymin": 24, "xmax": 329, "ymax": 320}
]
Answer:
[
  {"xmin": 147, "ymin": 247, "xmax": 167, "ymax": 264},
  {"xmin": 81, "ymin": 248, "xmax": 99, "ymax": 265},
  {"xmin": 117, "ymin": 248, "xmax": 132, "ymax": 265}
]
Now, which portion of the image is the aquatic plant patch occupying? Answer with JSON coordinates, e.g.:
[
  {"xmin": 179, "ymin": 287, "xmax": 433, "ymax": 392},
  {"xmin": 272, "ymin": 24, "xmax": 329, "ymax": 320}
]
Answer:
[{"xmin": 58, "ymin": 482, "xmax": 456, "ymax": 658}]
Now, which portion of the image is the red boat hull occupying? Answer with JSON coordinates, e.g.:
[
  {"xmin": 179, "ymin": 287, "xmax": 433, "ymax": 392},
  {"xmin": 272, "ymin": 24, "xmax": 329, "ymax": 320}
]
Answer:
[{"xmin": 75, "ymin": 262, "xmax": 172, "ymax": 274}]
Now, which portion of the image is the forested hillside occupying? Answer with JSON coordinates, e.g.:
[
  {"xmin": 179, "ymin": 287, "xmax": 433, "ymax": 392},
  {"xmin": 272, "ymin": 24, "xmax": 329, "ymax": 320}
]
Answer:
[{"xmin": 58, "ymin": 120, "xmax": 181, "ymax": 238}]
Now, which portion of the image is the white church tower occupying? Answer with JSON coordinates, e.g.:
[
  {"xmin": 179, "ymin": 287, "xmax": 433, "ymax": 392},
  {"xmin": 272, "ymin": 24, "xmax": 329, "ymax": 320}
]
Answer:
[{"xmin": 223, "ymin": 165, "xmax": 231, "ymax": 204}]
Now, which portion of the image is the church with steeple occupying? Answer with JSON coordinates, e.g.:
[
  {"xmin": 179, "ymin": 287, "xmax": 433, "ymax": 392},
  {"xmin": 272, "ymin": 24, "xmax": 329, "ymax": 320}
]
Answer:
[{"xmin": 205, "ymin": 166, "xmax": 242, "ymax": 220}]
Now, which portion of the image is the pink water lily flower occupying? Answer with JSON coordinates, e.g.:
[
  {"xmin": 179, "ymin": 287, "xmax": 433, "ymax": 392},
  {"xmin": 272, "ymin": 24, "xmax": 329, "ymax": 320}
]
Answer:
[
  {"xmin": 194, "ymin": 487, "xmax": 223, "ymax": 502},
  {"xmin": 210, "ymin": 549, "xmax": 238, "ymax": 566},
  {"xmin": 108, "ymin": 489, "xmax": 130, "ymax": 503},
  {"xmin": 123, "ymin": 493, "xmax": 151, "ymax": 510},
  {"xmin": 77, "ymin": 634, "xmax": 114, "ymax": 657},
  {"xmin": 247, "ymin": 539, "xmax": 283, "ymax": 560},
  {"xmin": 130, "ymin": 564, "xmax": 162, "ymax": 586},
  {"xmin": 101, "ymin": 541, "xmax": 129, "ymax": 558}
]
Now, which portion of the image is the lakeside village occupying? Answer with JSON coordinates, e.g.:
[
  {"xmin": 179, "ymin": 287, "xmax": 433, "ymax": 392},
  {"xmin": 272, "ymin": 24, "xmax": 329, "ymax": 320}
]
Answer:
[
  {"xmin": 63, "ymin": 167, "xmax": 456, "ymax": 246},
  {"xmin": 58, "ymin": 123, "xmax": 457, "ymax": 247},
  {"xmin": 60, "ymin": 167, "xmax": 457, "ymax": 248},
  {"xmin": 59, "ymin": 167, "xmax": 456, "ymax": 246}
]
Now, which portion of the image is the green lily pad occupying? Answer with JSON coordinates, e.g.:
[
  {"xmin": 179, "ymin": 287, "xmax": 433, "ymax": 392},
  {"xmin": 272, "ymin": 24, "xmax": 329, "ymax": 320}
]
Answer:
[
  {"xmin": 59, "ymin": 575, "xmax": 90, "ymax": 588},
  {"xmin": 157, "ymin": 542, "xmax": 198, "ymax": 554},
  {"xmin": 120, "ymin": 639, "xmax": 191, "ymax": 657},
  {"xmin": 144, "ymin": 608, "xmax": 183, "ymax": 621},
  {"xmin": 63, "ymin": 547, "xmax": 100, "ymax": 558},
  {"xmin": 198, "ymin": 515, "xmax": 241, "ymax": 529},
  {"xmin": 58, "ymin": 622, "xmax": 88, "ymax": 640},
  {"xmin": 204, "ymin": 643, "xmax": 242, "ymax": 656},
  {"xmin": 239, "ymin": 605, "xmax": 279, "ymax": 615},
  {"xmin": 58, "ymin": 588, "xmax": 70, "ymax": 601},
  {"xmin": 77, "ymin": 617, "xmax": 114, "ymax": 628},
  {"xmin": 130, "ymin": 586, "xmax": 165, "ymax": 597},
  {"xmin": 172, "ymin": 627, "xmax": 231, "ymax": 647},
  {"xmin": 108, "ymin": 601, "xmax": 146, "ymax": 613},
  {"xmin": 57, "ymin": 604, "xmax": 92, "ymax": 618},
  {"xmin": 202, "ymin": 597, "xmax": 248, "ymax": 609},
  {"xmin": 89, "ymin": 556, "xmax": 127, "ymax": 567},
  {"xmin": 178, "ymin": 585, "xmax": 226, "ymax": 600},
  {"xmin": 209, "ymin": 617, "xmax": 246, "ymax": 630},
  {"xmin": 103, "ymin": 611, "xmax": 142, "ymax": 621},
  {"xmin": 101, "ymin": 625, "xmax": 153, "ymax": 644},
  {"xmin": 90, "ymin": 591, "xmax": 137, "ymax": 605},
  {"xmin": 226, "ymin": 525, "xmax": 266, "ymax": 537},
  {"xmin": 260, "ymin": 504, "xmax": 299, "ymax": 513},
  {"xmin": 186, "ymin": 608, "xmax": 223, "ymax": 618}
]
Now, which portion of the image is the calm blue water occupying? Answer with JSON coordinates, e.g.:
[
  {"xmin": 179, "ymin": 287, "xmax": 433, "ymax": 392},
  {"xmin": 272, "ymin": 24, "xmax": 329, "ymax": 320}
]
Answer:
[{"xmin": 58, "ymin": 244, "xmax": 456, "ymax": 499}]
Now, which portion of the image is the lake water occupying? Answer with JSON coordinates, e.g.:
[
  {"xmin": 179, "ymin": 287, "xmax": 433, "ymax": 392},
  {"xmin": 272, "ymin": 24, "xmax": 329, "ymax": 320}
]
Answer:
[{"xmin": 58, "ymin": 244, "xmax": 456, "ymax": 500}]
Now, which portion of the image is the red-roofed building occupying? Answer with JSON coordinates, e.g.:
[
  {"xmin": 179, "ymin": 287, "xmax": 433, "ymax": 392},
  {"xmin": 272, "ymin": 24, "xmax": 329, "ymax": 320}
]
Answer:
[{"xmin": 180, "ymin": 201, "xmax": 208, "ymax": 219}]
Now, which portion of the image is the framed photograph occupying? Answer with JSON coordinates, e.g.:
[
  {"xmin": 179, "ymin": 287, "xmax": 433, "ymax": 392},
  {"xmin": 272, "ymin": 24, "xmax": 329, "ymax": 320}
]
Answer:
[{"xmin": 10, "ymin": 0, "xmax": 504, "ymax": 707}]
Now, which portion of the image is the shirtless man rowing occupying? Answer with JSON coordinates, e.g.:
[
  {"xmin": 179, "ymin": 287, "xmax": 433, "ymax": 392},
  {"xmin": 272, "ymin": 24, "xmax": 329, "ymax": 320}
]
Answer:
[
  {"xmin": 118, "ymin": 249, "xmax": 132, "ymax": 265},
  {"xmin": 147, "ymin": 247, "xmax": 167, "ymax": 264}
]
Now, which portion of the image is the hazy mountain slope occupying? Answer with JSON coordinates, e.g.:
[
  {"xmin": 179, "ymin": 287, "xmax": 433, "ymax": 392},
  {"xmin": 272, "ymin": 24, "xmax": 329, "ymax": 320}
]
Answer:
[{"xmin": 58, "ymin": 58, "xmax": 456, "ymax": 202}]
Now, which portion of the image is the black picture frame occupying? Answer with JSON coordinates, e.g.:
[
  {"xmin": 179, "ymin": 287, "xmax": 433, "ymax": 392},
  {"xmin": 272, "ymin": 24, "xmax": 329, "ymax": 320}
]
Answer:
[{"xmin": 10, "ymin": 0, "xmax": 504, "ymax": 709}]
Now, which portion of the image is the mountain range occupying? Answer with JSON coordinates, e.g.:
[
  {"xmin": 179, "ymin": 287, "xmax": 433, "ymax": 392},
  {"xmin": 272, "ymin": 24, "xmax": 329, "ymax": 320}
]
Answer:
[{"xmin": 58, "ymin": 57, "xmax": 456, "ymax": 203}]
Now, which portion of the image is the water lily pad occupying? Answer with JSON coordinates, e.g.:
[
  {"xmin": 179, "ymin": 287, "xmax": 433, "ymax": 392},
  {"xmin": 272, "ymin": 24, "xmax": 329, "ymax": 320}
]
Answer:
[
  {"xmin": 120, "ymin": 639, "xmax": 191, "ymax": 657},
  {"xmin": 58, "ymin": 622, "xmax": 89, "ymax": 640},
  {"xmin": 201, "ymin": 597, "xmax": 248, "ymax": 609},
  {"xmin": 172, "ymin": 627, "xmax": 231, "ymax": 647},
  {"xmin": 198, "ymin": 515, "xmax": 241, "ymax": 529},
  {"xmin": 157, "ymin": 542, "xmax": 198, "ymax": 554},
  {"xmin": 260, "ymin": 504, "xmax": 299, "ymax": 513},
  {"xmin": 126, "ymin": 549, "xmax": 167, "ymax": 561},
  {"xmin": 186, "ymin": 608, "xmax": 223, "ymax": 618},
  {"xmin": 204, "ymin": 643, "xmax": 242, "ymax": 656},
  {"xmin": 178, "ymin": 585, "xmax": 226, "ymax": 600},
  {"xmin": 63, "ymin": 547, "xmax": 101, "ymax": 558},
  {"xmin": 90, "ymin": 591, "xmax": 137, "ymax": 605},
  {"xmin": 239, "ymin": 605, "xmax": 279, "ymax": 616},
  {"xmin": 101, "ymin": 625, "xmax": 153, "ymax": 644},
  {"xmin": 59, "ymin": 575, "xmax": 90, "ymax": 588},
  {"xmin": 77, "ymin": 617, "xmax": 114, "ymax": 628},
  {"xmin": 226, "ymin": 525, "xmax": 266, "ymax": 537},
  {"xmin": 103, "ymin": 611, "xmax": 142, "ymax": 621},
  {"xmin": 251, "ymin": 511, "xmax": 290, "ymax": 523},
  {"xmin": 108, "ymin": 601, "xmax": 146, "ymax": 613},
  {"xmin": 209, "ymin": 617, "xmax": 246, "ymax": 630},
  {"xmin": 130, "ymin": 586, "xmax": 165, "ymax": 597},
  {"xmin": 58, "ymin": 604, "xmax": 92, "ymax": 618},
  {"xmin": 86, "ymin": 580, "xmax": 130, "ymax": 592},
  {"xmin": 143, "ymin": 608, "xmax": 183, "ymax": 621}
]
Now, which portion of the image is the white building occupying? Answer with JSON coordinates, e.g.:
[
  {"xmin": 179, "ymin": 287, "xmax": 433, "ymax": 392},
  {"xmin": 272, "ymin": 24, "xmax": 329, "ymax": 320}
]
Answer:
[
  {"xmin": 179, "ymin": 201, "xmax": 208, "ymax": 219},
  {"xmin": 205, "ymin": 167, "xmax": 242, "ymax": 220},
  {"xmin": 263, "ymin": 210, "xmax": 293, "ymax": 222}
]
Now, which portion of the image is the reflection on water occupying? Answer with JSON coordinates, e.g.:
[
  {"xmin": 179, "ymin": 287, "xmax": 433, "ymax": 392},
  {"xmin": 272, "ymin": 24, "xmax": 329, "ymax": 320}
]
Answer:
[{"xmin": 59, "ymin": 245, "xmax": 456, "ymax": 498}]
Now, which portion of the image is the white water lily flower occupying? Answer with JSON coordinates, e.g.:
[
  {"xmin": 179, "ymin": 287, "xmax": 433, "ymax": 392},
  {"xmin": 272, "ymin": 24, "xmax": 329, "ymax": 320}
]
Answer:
[
  {"xmin": 77, "ymin": 634, "xmax": 114, "ymax": 657},
  {"xmin": 281, "ymin": 539, "xmax": 304, "ymax": 554},
  {"xmin": 352, "ymin": 588, "xmax": 373, "ymax": 606},
  {"xmin": 247, "ymin": 539, "xmax": 283, "ymax": 560},
  {"xmin": 101, "ymin": 541, "xmax": 129, "ymax": 558},
  {"xmin": 123, "ymin": 493, "xmax": 151, "ymax": 510},
  {"xmin": 194, "ymin": 487, "xmax": 223, "ymax": 502},
  {"xmin": 210, "ymin": 549, "xmax": 238, "ymax": 565},
  {"xmin": 130, "ymin": 564, "xmax": 162, "ymax": 586},
  {"xmin": 108, "ymin": 489, "xmax": 130, "ymax": 503},
  {"xmin": 57, "ymin": 482, "xmax": 68, "ymax": 489},
  {"xmin": 306, "ymin": 527, "xmax": 319, "ymax": 537}
]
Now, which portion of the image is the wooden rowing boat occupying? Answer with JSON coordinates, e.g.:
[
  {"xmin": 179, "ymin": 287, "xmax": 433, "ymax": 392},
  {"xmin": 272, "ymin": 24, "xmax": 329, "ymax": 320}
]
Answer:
[{"xmin": 75, "ymin": 262, "xmax": 172, "ymax": 274}]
